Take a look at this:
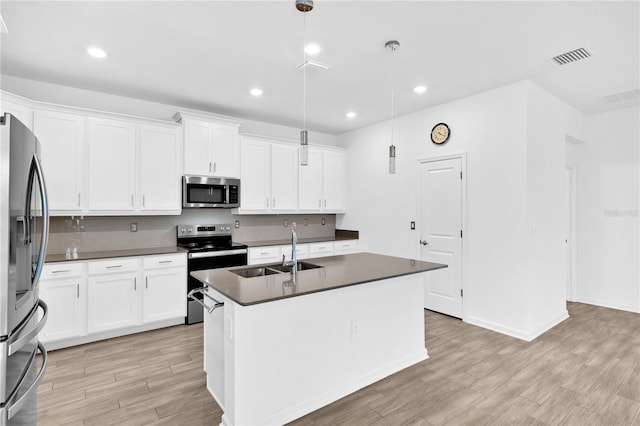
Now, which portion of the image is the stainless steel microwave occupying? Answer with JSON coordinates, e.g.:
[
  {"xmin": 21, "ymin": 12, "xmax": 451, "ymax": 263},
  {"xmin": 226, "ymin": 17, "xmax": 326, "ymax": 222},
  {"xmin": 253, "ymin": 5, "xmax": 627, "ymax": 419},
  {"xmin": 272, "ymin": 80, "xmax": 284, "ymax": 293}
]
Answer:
[{"xmin": 182, "ymin": 176, "xmax": 240, "ymax": 208}]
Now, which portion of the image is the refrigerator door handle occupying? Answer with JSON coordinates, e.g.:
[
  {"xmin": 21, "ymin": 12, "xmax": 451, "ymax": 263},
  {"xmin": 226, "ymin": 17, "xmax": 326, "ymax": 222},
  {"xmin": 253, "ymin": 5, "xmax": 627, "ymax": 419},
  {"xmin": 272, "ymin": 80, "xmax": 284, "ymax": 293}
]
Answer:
[
  {"xmin": 7, "ymin": 300, "xmax": 48, "ymax": 357},
  {"xmin": 29, "ymin": 153, "xmax": 49, "ymax": 286},
  {"xmin": 4, "ymin": 341, "xmax": 48, "ymax": 422}
]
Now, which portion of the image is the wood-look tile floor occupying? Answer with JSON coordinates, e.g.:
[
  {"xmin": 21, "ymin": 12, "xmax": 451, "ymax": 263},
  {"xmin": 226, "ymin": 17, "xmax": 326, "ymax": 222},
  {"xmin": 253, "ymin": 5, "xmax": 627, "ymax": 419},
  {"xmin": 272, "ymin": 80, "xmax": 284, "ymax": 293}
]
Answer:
[{"xmin": 37, "ymin": 302, "xmax": 640, "ymax": 425}]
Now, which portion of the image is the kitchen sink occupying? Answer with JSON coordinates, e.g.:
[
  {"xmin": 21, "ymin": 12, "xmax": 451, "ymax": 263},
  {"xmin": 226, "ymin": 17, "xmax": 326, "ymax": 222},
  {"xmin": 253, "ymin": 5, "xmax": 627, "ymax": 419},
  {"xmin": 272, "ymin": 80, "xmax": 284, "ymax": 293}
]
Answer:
[{"xmin": 231, "ymin": 262, "xmax": 323, "ymax": 278}]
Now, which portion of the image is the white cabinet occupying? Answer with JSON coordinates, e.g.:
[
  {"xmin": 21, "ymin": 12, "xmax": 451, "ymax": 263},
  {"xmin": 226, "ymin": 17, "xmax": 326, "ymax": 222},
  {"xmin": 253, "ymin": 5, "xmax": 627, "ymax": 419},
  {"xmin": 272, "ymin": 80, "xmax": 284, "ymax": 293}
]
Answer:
[
  {"xmin": 1, "ymin": 95, "xmax": 33, "ymax": 130},
  {"xmin": 299, "ymin": 148, "xmax": 347, "ymax": 213},
  {"xmin": 248, "ymin": 246, "xmax": 282, "ymax": 265},
  {"xmin": 142, "ymin": 254, "xmax": 187, "ymax": 323},
  {"xmin": 87, "ymin": 118, "xmax": 137, "ymax": 212},
  {"xmin": 308, "ymin": 242, "xmax": 334, "ymax": 259},
  {"xmin": 280, "ymin": 243, "xmax": 309, "ymax": 261},
  {"xmin": 178, "ymin": 113, "xmax": 241, "ymax": 178},
  {"xmin": 87, "ymin": 258, "xmax": 139, "ymax": 333},
  {"xmin": 239, "ymin": 137, "xmax": 298, "ymax": 214},
  {"xmin": 33, "ymin": 110, "xmax": 85, "ymax": 213},
  {"xmin": 138, "ymin": 125, "xmax": 181, "ymax": 212},
  {"xmin": 39, "ymin": 263, "xmax": 85, "ymax": 343},
  {"xmin": 333, "ymin": 239, "xmax": 359, "ymax": 255}
]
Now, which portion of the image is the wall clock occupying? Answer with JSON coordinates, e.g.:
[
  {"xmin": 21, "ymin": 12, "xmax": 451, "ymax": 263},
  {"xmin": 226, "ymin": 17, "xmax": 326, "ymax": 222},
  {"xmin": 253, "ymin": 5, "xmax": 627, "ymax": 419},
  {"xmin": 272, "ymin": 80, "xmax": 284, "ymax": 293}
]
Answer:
[{"xmin": 431, "ymin": 123, "xmax": 450, "ymax": 145}]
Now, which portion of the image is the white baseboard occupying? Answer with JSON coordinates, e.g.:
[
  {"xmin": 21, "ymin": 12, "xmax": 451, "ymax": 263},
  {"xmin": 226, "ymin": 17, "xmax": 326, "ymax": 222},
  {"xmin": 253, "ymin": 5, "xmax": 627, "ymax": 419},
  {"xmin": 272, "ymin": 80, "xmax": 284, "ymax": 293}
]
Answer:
[
  {"xmin": 250, "ymin": 349, "xmax": 428, "ymax": 426},
  {"xmin": 576, "ymin": 297, "xmax": 640, "ymax": 314},
  {"xmin": 465, "ymin": 310, "xmax": 569, "ymax": 342}
]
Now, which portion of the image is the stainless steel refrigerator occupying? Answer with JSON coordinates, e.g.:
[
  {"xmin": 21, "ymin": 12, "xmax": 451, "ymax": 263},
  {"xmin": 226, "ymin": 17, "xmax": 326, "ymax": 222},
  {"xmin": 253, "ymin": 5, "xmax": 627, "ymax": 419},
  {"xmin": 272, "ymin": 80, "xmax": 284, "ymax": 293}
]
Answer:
[{"xmin": 0, "ymin": 113, "xmax": 49, "ymax": 426}]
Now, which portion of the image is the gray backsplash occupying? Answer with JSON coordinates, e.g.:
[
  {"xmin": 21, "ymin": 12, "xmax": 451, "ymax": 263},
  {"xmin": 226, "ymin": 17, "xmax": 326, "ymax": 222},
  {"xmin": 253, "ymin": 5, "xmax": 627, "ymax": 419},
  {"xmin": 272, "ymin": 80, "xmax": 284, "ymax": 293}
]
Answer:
[{"xmin": 46, "ymin": 210, "xmax": 337, "ymax": 254}]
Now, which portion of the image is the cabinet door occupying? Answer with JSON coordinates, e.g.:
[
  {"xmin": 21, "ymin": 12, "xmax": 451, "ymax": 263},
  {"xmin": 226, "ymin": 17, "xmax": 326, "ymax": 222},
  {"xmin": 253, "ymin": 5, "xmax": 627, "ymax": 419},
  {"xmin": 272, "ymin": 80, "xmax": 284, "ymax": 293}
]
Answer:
[
  {"xmin": 184, "ymin": 119, "xmax": 213, "ymax": 176},
  {"xmin": 271, "ymin": 144, "xmax": 298, "ymax": 211},
  {"xmin": 240, "ymin": 139, "xmax": 270, "ymax": 211},
  {"xmin": 212, "ymin": 125, "xmax": 239, "ymax": 178},
  {"xmin": 298, "ymin": 148, "xmax": 323, "ymax": 211},
  {"xmin": 322, "ymin": 150, "xmax": 347, "ymax": 212},
  {"xmin": 87, "ymin": 272, "xmax": 139, "ymax": 333},
  {"xmin": 39, "ymin": 279, "xmax": 84, "ymax": 342},
  {"xmin": 87, "ymin": 118, "xmax": 136, "ymax": 211},
  {"xmin": 33, "ymin": 110, "xmax": 85, "ymax": 212},
  {"xmin": 139, "ymin": 125, "xmax": 181, "ymax": 212},
  {"xmin": 143, "ymin": 267, "xmax": 186, "ymax": 323}
]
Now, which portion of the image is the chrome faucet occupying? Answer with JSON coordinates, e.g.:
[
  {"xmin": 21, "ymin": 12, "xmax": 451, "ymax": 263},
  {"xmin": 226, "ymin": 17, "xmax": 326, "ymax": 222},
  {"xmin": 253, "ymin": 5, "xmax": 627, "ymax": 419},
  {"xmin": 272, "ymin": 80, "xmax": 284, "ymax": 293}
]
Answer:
[{"xmin": 282, "ymin": 222, "xmax": 298, "ymax": 274}]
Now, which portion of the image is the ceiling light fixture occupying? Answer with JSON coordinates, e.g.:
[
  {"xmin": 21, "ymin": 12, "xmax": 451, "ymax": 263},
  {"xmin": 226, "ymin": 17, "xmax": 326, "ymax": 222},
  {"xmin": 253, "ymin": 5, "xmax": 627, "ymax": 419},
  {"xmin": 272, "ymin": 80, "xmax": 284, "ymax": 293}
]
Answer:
[
  {"xmin": 87, "ymin": 46, "xmax": 107, "ymax": 59},
  {"xmin": 385, "ymin": 40, "xmax": 399, "ymax": 175},
  {"xmin": 346, "ymin": 112, "xmax": 357, "ymax": 119},
  {"xmin": 296, "ymin": 0, "xmax": 314, "ymax": 166},
  {"xmin": 305, "ymin": 44, "xmax": 321, "ymax": 55},
  {"xmin": 414, "ymin": 85, "xmax": 427, "ymax": 94},
  {"xmin": 250, "ymin": 88, "xmax": 263, "ymax": 97}
]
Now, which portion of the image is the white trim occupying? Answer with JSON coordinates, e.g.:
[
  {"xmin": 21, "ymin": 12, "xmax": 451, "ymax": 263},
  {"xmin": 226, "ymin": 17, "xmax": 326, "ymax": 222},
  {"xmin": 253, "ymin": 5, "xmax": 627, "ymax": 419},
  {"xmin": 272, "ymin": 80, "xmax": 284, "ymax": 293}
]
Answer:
[
  {"xmin": 173, "ymin": 111, "xmax": 242, "ymax": 127},
  {"xmin": 465, "ymin": 309, "xmax": 568, "ymax": 342},
  {"xmin": 577, "ymin": 297, "xmax": 640, "ymax": 314},
  {"xmin": 566, "ymin": 167, "xmax": 578, "ymax": 301},
  {"xmin": 417, "ymin": 152, "xmax": 467, "ymax": 320}
]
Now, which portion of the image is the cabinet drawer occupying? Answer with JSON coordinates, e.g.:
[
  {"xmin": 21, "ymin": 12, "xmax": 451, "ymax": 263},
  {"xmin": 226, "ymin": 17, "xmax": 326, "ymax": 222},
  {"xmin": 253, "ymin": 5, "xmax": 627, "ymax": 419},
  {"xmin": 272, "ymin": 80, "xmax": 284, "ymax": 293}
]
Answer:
[
  {"xmin": 248, "ymin": 246, "xmax": 281, "ymax": 262},
  {"xmin": 143, "ymin": 254, "xmax": 186, "ymax": 269},
  {"xmin": 308, "ymin": 242, "xmax": 334, "ymax": 257},
  {"xmin": 333, "ymin": 240, "xmax": 359, "ymax": 253},
  {"xmin": 42, "ymin": 262, "xmax": 84, "ymax": 280},
  {"xmin": 280, "ymin": 244, "xmax": 309, "ymax": 260},
  {"xmin": 88, "ymin": 258, "xmax": 139, "ymax": 275}
]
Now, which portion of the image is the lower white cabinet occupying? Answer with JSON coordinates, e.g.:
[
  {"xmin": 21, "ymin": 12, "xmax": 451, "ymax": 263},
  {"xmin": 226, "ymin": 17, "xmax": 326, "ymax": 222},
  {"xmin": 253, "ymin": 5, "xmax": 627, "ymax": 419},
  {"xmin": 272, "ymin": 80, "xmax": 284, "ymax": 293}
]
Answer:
[
  {"xmin": 308, "ymin": 242, "xmax": 334, "ymax": 259},
  {"xmin": 247, "ymin": 240, "xmax": 359, "ymax": 264},
  {"xmin": 248, "ymin": 246, "xmax": 282, "ymax": 265},
  {"xmin": 333, "ymin": 240, "xmax": 359, "ymax": 255},
  {"xmin": 39, "ymin": 263, "xmax": 85, "ymax": 343},
  {"xmin": 40, "ymin": 253, "xmax": 187, "ymax": 348}
]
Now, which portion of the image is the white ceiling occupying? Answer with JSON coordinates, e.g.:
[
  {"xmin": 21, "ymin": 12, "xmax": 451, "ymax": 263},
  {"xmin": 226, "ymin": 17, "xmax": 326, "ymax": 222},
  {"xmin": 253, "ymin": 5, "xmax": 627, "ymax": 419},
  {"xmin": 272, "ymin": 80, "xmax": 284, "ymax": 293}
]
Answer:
[{"xmin": 1, "ymin": 1, "xmax": 638, "ymax": 134}]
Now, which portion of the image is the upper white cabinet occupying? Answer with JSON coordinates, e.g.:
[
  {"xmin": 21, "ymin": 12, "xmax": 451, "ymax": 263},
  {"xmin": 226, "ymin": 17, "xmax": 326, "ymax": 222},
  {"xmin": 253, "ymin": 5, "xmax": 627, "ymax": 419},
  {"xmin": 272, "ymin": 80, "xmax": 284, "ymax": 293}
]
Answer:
[
  {"xmin": 33, "ymin": 110, "xmax": 85, "ymax": 212},
  {"xmin": 238, "ymin": 136, "xmax": 298, "ymax": 214},
  {"xmin": 138, "ymin": 125, "xmax": 181, "ymax": 212},
  {"xmin": 88, "ymin": 118, "xmax": 137, "ymax": 212},
  {"xmin": 176, "ymin": 112, "xmax": 241, "ymax": 178},
  {"xmin": 1, "ymin": 93, "xmax": 33, "ymax": 130},
  {"xmin": 298, "ymin": 147, "xmax": 347, "ymax": 213}
]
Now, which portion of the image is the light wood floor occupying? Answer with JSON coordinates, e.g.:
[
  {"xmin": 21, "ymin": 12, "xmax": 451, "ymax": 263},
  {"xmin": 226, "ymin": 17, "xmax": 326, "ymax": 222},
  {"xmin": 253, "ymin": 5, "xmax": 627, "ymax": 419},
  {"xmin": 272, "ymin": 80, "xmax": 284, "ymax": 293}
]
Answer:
[{"xmin": 37, "ymin": 302, "xmax": 640, "ymax": 425}]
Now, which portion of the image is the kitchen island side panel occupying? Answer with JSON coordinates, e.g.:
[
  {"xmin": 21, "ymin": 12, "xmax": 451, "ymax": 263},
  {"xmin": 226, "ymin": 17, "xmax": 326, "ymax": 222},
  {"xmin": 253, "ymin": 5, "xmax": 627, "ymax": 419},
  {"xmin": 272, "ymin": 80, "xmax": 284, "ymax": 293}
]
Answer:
[{"xmin": 219, "ymin": 273, "xmax": 427, "ymax": 426}]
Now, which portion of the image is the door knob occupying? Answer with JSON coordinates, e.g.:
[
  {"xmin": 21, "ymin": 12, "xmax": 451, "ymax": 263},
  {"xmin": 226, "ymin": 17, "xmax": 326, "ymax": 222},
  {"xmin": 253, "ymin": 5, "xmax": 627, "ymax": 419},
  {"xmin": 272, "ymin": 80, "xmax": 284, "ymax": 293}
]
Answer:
[{"xmin": 420, "ymin": 240, "xmax": 429, "ymax": 246}]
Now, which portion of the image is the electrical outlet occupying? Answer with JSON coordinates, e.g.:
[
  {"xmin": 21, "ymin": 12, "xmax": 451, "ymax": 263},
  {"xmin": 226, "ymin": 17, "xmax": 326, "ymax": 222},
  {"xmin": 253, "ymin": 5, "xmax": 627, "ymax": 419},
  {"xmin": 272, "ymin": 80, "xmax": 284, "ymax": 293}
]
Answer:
[
  {"xmin": 130, "ymin": 223, "xmax": 137, "ymax": 232},
  {"xmin": 235, "ymin": 220, "xmax": 240, "ymax": 229},
  {"xmin": 351, "ymin": 320, "xmax": 361, "ymax": 338},
  {"xmin": 284, "ymin": 219, "xmax": 288, "ymax": 227},
  {"xmin": 322, "ymin": 218, "xmax": 326, "ymax": 226},
  {"xmin": 410, "ymin": 221, "xmax": 415, "ymax": 230},
  {"xmin": 304, "ymin": 219, "xmax": 308, "ymax": 226}
]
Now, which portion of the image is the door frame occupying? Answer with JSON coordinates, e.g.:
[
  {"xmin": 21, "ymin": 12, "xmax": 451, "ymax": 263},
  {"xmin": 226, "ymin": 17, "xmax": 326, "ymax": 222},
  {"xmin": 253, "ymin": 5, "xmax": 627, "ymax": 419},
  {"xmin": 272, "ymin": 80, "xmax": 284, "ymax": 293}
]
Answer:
[
  {"xmin": 565, "ymin": 167, "xmax": 578, "ymax": 302},
  {"xmin": 417, "ymin": 152, "xmax": 467, "ymax": 319}
]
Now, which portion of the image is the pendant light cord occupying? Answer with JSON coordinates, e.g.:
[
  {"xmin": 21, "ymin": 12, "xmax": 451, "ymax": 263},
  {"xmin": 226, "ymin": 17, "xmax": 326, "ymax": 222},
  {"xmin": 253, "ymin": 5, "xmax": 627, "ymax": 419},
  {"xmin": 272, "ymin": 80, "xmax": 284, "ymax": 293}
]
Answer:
[
  {"xmin": 390, "ymin": 44, "xmax": 395, "ymax": 146},
  {"xmin": 302, "ymin": 9, "xmax": 307, "ymax": 131}
]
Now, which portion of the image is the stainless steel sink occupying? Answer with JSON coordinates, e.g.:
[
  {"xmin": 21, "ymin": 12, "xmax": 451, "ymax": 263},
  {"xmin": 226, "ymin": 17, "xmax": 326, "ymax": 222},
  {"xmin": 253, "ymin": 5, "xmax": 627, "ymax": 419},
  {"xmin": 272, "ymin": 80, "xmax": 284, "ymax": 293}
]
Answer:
[{"xmin": 231, "ymin": 262, "xmax": 323, "ymax": 278}]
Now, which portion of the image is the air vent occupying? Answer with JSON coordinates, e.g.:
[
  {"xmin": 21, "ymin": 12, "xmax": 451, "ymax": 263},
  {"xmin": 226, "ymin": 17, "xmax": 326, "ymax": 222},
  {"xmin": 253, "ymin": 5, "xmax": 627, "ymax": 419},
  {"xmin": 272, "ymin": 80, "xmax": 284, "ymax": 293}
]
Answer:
[
  {"xmin": 551, "ymin": 47, "xmax": 591, "ymax": 65},
  {"xmin": 602, "ymin": 89, "xmax": 640, "ymax": 104}
]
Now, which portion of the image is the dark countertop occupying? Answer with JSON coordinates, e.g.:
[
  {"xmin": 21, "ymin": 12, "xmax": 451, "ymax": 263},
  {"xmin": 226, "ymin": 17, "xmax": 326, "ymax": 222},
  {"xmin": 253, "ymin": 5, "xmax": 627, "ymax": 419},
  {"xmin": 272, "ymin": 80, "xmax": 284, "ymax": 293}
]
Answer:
[
  {"xmin": 191, "ymin": 252, "xmax": 447, "ymax": 306},
  {"xmin": 45, "ymin": 246, "xmax": 187, "ymax": 263},
  {"xmin": 242, "ymin": 235, "xmax": 355, "ymax": 248}
]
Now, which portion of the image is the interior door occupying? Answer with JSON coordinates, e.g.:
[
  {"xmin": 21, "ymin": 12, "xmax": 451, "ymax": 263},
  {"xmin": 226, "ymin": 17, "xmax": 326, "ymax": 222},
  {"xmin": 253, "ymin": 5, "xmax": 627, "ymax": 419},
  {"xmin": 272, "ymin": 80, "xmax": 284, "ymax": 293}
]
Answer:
[{"xmin": 419, "ymin": 157, "xmax": 463, "ymax": 318}]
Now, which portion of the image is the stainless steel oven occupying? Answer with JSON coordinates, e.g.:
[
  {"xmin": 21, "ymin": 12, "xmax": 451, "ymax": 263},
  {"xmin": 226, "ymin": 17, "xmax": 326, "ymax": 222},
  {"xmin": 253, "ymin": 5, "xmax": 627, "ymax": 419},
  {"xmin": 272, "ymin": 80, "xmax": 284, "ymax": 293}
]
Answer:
[
  {"xmin": 182, "ymin": 176, "xmax": 240, "ymax": 208},
  {"xmin": 177, "ymin": 224, "xmax": 247, "ymax": 324}
]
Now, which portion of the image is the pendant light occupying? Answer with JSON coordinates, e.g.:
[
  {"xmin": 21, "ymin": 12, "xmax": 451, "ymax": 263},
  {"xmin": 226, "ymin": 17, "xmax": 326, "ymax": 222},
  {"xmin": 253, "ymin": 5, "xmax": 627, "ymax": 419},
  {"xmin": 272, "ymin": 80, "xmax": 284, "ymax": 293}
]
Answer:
[
  {"xmin": 386, "ymin": 40, "xmax": 399, "ymax": 174},
  {"xmin": 297, "ymin": 0, "xmax": 313, "ymax": 166}
]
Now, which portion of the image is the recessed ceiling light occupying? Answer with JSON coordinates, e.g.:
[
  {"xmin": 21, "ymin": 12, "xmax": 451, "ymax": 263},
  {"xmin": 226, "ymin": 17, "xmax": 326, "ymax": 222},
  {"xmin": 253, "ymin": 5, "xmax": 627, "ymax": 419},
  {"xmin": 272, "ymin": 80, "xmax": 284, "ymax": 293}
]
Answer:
[
  {"xmin": 346, "ymin": 112, "xmax": 357, "ymax": 119},
  {"xmin": 305, "ymin": 44, "xmax": 321, "ymax": 55},
  {"xmin": 87, "ymin": 47, "xmax": 107, "ymax": 58},
  {"xmin": 250, "ymin": 88, "xmax": 263, "ymax": 97},
  {"xmin": 414, "ymin": 85, "xmax": 427, "ymax": 94}
]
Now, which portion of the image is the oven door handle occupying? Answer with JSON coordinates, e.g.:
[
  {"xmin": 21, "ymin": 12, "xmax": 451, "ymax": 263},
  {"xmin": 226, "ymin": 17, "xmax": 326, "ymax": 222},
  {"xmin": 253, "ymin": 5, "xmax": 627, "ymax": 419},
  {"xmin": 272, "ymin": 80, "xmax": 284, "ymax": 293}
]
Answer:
[
  {"xmin": 188, "ymin": 249, "xmax": 247, "ymax": 259},
  {"xmin": 188, "ymin": 286, "xmax": 224, "ymax": 313}
]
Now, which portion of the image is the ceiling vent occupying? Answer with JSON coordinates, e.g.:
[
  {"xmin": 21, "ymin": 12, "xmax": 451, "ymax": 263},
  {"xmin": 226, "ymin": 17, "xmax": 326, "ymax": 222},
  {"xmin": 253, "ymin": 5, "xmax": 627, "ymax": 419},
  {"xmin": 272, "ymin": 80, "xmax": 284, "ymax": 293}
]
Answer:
[
  {"xmin": 602, "ymin": 89, "xmax": 640, "ymax": 104},
  {"xmin": 551, "ymin": 47, "xmax": 591, "ymax": 65}
]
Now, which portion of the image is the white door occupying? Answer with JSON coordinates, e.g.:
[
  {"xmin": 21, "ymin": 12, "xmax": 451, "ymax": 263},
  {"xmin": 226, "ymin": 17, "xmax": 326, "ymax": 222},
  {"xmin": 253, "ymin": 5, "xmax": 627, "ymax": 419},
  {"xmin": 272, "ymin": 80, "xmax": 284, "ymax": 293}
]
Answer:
[
  {"xmin": 211, "ymin": 125, "xmax": 239, "ymax": 178},
  {"xmin": 139, "ymin": 125, "xmax": 181, "ymax": 211},
  {"xmin": 87, "ymin": 272, "xmax": 139, "ymax": 333},
  {"xmin": 271, "ymin": 144, "xmax": 298, "ymax": 211},
  {"xmin": 39, "ymin": 279, "xmax": 84, "ymax": 342},
  {"xmin": 184, "ymin": 119, "xmax": 213, "ymax": 176},
  {"xmin": 298, "ymin": 148, "xmax": 323, "ymax": 211},
  {"xmin": 322, "ymin": 150, "xmax": 347, "ymax": 212},
  {"xmin": 240, "ymin": 139, "xmax": 270, "ymax": 211},
  {"xmin": 143, "ymin": 268, "xmax": 186, "ymax": 322},
  {"xmin": 419, "ymin": 157, "xmax": 463, "ymax": 318}
]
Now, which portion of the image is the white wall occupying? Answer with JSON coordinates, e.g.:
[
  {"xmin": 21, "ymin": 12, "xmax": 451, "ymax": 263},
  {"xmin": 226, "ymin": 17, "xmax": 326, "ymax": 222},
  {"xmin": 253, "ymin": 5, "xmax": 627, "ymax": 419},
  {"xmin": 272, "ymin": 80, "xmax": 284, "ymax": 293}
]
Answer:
[
  {"xmin": 567, "ymin": 107, "xmax": 640, "ymax": 313},
  {"xmin": 0, "ymin": 75, "xmax": 337, "ymax": 146},
  {"xmin": 337, "ymin": 80, "xmax": 578, "ymax": 340}
]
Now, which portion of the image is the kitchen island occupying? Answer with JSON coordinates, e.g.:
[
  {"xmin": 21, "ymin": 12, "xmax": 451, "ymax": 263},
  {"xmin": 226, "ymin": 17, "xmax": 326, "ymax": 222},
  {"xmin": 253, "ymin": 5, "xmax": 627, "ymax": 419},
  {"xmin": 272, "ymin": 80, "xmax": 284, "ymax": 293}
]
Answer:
[{"xmin": 191, "ymin": 252, "xmax": 446, "ymax": 426}]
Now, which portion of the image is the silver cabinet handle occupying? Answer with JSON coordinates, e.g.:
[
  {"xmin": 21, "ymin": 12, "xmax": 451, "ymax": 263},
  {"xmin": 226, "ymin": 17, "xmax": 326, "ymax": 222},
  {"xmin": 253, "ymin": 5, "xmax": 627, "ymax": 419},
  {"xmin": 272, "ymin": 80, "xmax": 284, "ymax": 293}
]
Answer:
[
  {"xmin": 188, "ymin": 286, "xmax": 223, "ymax": 314},
  {"xmin": 106, "ymin": 265, "xmax": 122, "ymax": 269},
  {"xmin": 51, "ymin": 269, "xmax": 71, "ymax": 274},
  {"xmin": 209, "ymin": 161, "xmax": 212, "ymax": 173},
  {"xmin": 266, "ymin": 198, "xmax": 269, "ymax": 208},
  {"xmin": 76, "ymin": 284, "xmax": 79, "ymax": 298},
  {"xmin": 318, "ymin": 199, "xmax": 321, "ymax": 208},
  {"xmin": 420, "ymin": 240, "xmax": 429, "ymax": 245},
  {"xmin": 145, "ymin": 276, "xmax": 148, "ymax": 289},
  {"xmin": 131, "ymin": 194, "xmax": 134, "ymax": 207},
  {"xmin": 134, "ymin": 277, "xmax": 137, "ymax": 290},
  {"xmin": 324, "ymin": 199, "xmax": 327, "ymax": 208},
  {"xmin": 273, "ymin": 198, "xmax": 276, "ymax": 208},
  {"xmin": 213, "ymin": 162, "xmax": 217, "ymax": 173},
  {"xmin": 158, "ymin": 260, "xmax": 173, "ymax": 264},
  {"xmin": 142, "ymin": 195, "xmax": 145, "ymax": 207},
  {"xmin": 77, "ymin": 193, "xmax": 81, "ymax": 207}
]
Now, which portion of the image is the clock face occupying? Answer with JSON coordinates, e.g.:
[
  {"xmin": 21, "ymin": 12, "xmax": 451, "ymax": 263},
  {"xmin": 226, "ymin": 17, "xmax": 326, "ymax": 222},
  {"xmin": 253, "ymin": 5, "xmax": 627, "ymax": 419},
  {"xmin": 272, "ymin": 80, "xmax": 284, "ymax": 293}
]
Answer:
[{"xmin": 431, "ymin": 123, "xmax": 450, "ymax": 145}]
